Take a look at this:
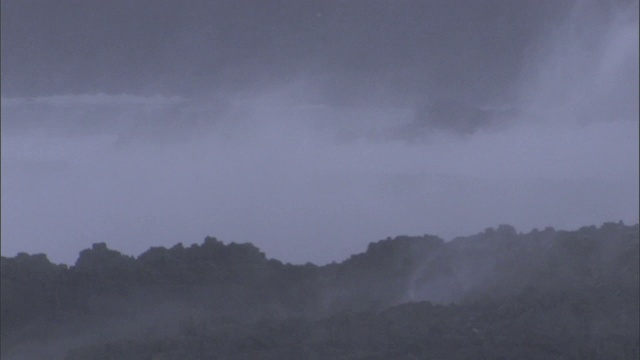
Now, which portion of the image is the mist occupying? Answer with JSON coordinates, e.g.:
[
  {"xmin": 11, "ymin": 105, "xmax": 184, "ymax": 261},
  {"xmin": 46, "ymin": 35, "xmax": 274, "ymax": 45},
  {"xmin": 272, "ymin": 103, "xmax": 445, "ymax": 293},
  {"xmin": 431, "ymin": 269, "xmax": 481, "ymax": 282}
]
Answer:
[{"xmin": 1, "ymin": 0, "xmax": 638, "ymax": 265}]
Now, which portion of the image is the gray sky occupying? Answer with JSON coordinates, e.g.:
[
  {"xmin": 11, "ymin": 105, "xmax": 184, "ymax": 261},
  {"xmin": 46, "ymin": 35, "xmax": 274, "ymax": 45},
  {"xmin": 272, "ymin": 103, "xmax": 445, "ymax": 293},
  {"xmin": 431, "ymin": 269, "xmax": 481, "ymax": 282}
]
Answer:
[{"xmin": 1, "ymin": 0, "xmax": 638, "ymax": 265}]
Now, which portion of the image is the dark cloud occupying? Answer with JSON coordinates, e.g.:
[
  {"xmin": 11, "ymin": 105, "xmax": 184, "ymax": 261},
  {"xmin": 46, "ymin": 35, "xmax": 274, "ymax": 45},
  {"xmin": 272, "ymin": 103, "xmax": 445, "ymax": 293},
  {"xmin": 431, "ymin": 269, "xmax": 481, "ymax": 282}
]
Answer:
[
  {"xmin": 1, "ymin": 0, "xmax": 638, "ymax": 265},
  {"xmin": 1, "ymin": 0, "xmax": 571, "ymax": 100}
]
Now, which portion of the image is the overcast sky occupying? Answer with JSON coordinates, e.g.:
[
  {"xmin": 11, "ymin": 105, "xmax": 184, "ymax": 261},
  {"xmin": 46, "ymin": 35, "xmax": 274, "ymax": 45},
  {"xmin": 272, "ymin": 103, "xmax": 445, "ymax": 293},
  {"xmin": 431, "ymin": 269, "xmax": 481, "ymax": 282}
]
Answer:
[{"xmin": 1, "ymin": 0, "xmax": 638, "ymax": 265}]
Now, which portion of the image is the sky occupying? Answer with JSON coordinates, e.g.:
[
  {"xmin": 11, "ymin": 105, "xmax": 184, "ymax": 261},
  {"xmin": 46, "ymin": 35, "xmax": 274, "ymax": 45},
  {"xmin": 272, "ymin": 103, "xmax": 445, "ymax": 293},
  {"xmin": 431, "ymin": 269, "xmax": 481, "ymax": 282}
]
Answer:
[{"xmin": 1, "ymin": 0, "xmax": 638, "ymax": 265}]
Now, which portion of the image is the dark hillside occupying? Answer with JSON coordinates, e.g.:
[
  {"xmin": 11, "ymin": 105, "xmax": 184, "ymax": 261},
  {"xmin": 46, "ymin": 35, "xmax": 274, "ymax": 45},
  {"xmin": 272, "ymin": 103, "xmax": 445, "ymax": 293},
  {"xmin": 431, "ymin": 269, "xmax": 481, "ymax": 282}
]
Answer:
[{"xmin": 1, "ymin": 222, "xmax": 638, "ymax": 359}]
